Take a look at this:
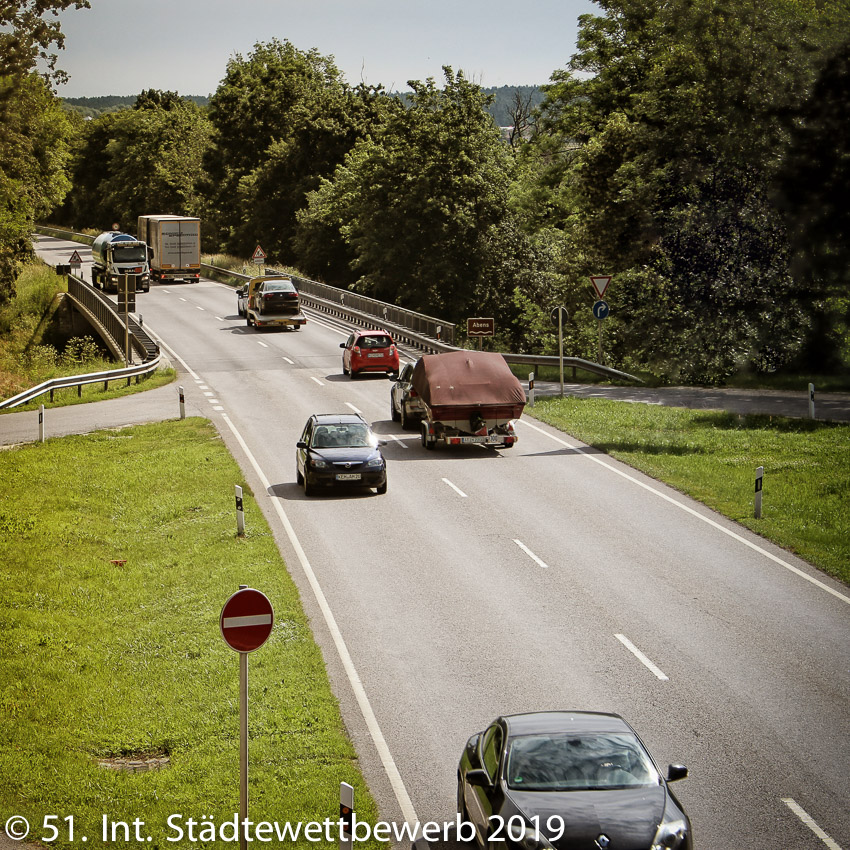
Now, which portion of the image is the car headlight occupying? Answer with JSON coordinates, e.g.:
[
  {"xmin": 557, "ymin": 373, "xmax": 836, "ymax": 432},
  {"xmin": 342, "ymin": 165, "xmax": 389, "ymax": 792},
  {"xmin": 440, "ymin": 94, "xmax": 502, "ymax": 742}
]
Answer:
[
  {"xmin": 310, "ymin": 457, "xmax": 329, "ymax": 469},
  {"xmin": 366, "ymin": 457, "xmax": 384, "ymax": 468},
  {"xmin": 519, "ymin": 826, "xmax": 556, "ymax": 850},
  {"xmin": 651, "ymin": 816, "xmax": 688, "ymax": 849}
]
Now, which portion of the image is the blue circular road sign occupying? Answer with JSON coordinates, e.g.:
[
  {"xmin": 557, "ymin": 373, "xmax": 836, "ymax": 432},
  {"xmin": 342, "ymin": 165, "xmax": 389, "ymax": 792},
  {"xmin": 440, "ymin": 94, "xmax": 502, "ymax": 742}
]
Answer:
[{"xmin": 592, "ymin": 300, "xmax": 610, "ymax": 320}]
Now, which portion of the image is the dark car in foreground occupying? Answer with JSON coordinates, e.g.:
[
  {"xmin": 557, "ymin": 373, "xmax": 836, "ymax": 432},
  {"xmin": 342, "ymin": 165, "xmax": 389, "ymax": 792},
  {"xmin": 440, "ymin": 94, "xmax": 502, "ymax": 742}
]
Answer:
[
  {"xmin": 458, "ymin": 711, "xmax": 691, "ymax": 850},
  {"xmin": 296, "ymin": 413, "xmax": 387, "ymax": 496}
]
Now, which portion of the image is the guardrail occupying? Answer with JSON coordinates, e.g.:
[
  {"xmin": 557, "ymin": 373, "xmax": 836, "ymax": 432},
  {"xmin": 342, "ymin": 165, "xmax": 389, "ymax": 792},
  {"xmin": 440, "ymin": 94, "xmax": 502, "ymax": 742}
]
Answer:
[
  {"xmin": 35, "ymin": 226, "xmax": 642, "ymax": 385},
  {"xmin": 0, "ymin": 270, "xmax": 162, "ymax": 410}
]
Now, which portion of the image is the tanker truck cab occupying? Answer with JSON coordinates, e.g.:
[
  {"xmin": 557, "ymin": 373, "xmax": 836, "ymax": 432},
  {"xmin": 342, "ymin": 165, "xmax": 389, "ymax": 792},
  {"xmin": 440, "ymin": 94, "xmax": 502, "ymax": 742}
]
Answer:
[{"xmin": 90, "ymin": 232, "xmax": 151, "ymax": 293}]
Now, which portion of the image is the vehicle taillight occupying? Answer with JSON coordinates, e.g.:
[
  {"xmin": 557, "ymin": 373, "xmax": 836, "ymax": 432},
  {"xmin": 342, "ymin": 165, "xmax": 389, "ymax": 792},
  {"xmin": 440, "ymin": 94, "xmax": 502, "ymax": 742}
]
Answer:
[
  {"xmin": 264, "ymin": 292, "xmax": 274, "ymax": 299},
  {"xmin": 390, "ymin": 345, "xmax": 396, "ymax": 354},
  {"xmin": 353, "ymin": 346, "xmax": 361, "ymax": 354},
  {"xmin": 409, "ymin": 388, "xmax": 418, "ymax": 398}
]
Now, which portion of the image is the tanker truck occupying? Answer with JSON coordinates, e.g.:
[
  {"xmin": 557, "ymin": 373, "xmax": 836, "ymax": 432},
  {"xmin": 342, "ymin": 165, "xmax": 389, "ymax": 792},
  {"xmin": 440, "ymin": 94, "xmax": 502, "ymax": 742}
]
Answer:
[
  {"xmin": 137, "ymin": 215, "xmax": 201, "ymax": 284},
  {"xmin": 90, "ymin": 231, "xmax": 150, "ymax": 293}
]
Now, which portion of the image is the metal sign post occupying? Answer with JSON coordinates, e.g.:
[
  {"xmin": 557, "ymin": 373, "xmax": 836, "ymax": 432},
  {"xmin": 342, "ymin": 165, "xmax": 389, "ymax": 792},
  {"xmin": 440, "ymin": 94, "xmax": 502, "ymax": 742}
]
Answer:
[
  {"xmin": 220, "ymin": 588, "xmax": 274, "ymax": 850},
  {"xmin": 550, "ymin": 307, "xmax": 568, "ymax": 398}
]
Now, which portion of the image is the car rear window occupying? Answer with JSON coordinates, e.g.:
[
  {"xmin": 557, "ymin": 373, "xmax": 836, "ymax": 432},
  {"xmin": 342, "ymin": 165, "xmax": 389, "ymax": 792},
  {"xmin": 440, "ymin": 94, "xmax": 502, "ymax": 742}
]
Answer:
[
  {"xmin": 263, "ymin": 281, "xmax": 296, "ymax": 292},
  {"xmin": 359, "ymin": 335, "xmax": 392, "ymax": 349}
]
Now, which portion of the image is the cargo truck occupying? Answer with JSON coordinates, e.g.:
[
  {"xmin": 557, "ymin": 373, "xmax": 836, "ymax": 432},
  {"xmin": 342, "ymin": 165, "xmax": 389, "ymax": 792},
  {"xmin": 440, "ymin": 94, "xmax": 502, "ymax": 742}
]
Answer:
[
  {"xmin": 90, "ymin": 231, "xmax": 150, "ymax": 292},
  {"xmin": 399, "ymin": 350, "xmax": 526, "ymax": 450},
  {"xmin": 137, "ymin": 215, "xmax": 201, "ymax": 283}
]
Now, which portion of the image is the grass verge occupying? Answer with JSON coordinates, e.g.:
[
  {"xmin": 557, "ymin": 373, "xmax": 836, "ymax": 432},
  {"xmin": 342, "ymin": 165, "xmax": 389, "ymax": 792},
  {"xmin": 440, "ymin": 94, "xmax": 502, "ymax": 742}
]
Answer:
[
  {"xmin": 0, "ymin": 419, "xmax": 382, "ymax": 848},
  {"xmin": 529, "ymin": 397, "xmax": 850, "ymax": 585}
]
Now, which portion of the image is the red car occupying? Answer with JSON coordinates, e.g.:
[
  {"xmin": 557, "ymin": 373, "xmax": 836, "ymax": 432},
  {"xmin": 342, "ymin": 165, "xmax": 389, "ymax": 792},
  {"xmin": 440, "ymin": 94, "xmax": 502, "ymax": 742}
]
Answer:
[{"xmin": 341, "ymin": 329, "xmax": 399, "ymax": 378}]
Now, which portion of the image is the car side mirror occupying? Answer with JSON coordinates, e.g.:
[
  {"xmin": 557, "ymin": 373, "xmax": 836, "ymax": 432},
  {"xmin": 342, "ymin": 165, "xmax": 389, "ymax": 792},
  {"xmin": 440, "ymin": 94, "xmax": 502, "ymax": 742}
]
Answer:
[
  {"xmin": 465, "ymin": 769, "xmax": 492, "ymax": 789},
  {"xmin": 339, "ymin": 342, "xmax": 346, "ymax": 349},
  {"xmin": 296, "ymin": 440, "xmax": 307, "ymax": 449},
  {"xmin": 667, "ymin": 764, "xmax": 688, "ymax": 782}
]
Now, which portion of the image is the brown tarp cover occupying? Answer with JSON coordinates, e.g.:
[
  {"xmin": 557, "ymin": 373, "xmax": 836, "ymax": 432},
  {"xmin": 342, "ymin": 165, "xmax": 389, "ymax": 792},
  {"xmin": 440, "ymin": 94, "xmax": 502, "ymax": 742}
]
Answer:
[{"xmin": 411, "ymin": 351, "xmax": 526, "ymax": 411}]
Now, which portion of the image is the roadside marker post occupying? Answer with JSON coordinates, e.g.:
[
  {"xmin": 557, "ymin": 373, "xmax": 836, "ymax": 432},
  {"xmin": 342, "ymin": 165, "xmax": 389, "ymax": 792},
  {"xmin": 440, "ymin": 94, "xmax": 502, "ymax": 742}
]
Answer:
[
  {"xmin": 809, "ymin": 383, "xmax": 815, "ymax": 419},
  {"xmin": 528, "ymin": 372, "xmax": 535, "ymax": 407},
  {"xmin": 178, "ymin": 386, "xmax": 185, "ymax": 419},
  {"xmin": 235, "ymin": 485, "xmax": 245, "ymax": 537},
  {"xmin": 39, "ymin": 404, "xmax": 45, "ymax": 442},
  {"xmin": 339, "ymin": 782, "xmax": 354, "ymax": 850},
  {"xmin": 220, "ymin": 587, "xmax": 274, "ymax": 850},
  {"xmin": 755, "ymin": 466, "xmax": 764, "ymax": 519}
]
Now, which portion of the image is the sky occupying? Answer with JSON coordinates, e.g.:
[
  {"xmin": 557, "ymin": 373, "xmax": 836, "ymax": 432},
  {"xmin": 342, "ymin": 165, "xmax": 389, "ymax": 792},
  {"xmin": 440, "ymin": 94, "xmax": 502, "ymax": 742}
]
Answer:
[{"xmin": 53, "ymin": 0, "xmax": 598, "ymax": 99}]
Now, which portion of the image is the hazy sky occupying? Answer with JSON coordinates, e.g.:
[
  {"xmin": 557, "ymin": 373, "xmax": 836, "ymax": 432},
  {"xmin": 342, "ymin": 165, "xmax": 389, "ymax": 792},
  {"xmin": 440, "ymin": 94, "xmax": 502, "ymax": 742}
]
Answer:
[{"xmin": 54, "ymin": 0, "xmax": 598, "ymax": 98}]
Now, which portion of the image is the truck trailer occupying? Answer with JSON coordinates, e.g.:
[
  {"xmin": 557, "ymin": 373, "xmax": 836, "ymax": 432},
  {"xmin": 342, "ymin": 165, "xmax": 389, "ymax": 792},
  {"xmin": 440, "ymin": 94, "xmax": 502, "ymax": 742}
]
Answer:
[
  {"xmin": 90, "ymin": 231, "xmax": 150, "ymax": 292},
  {"xmin": 137, "ymin": 215, "xmax": 201, "ymax": 284}
]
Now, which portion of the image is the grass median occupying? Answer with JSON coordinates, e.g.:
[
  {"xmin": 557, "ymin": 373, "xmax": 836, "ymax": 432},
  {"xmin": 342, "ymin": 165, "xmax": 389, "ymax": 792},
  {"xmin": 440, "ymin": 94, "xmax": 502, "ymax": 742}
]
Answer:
[
  {"xmin": 0, "ymin": 418, "xmax": 382, "ymax": 849},
  {"xmin": 529, "ymin": 397, "xmax": 850, "ymax": 585}
]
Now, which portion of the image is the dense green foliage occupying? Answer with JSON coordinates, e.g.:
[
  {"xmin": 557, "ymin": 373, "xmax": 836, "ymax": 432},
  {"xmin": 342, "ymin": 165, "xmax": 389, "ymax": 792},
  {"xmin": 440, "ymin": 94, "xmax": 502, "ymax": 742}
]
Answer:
[
  {"xmin": 10, "ymin": 0, "xmax": 849, "ymax": 384},
  {"xmin": 60, "ymin": 89, "xmax": 212, "ymax": 231}
]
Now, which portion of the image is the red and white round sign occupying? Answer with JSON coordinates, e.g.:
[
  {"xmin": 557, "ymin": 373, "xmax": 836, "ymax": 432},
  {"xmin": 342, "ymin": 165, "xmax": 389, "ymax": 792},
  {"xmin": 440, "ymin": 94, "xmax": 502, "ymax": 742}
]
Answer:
[{"xmin": 220, "ymin": 588, "xmax": 274, "ymax": 653}]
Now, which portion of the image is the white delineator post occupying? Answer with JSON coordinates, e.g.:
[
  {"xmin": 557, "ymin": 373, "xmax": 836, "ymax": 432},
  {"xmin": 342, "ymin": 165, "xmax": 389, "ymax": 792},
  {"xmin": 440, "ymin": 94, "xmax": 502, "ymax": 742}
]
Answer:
[
  {"xmin": 39, "ymin": 404, "xmax": 45, "ymax": 442},
  {"xmin": 809, "ymin": 383, "xmax": 815, "ymax": 419},
  {"xmin": 178, "ymin": 386, "xmax": 185, "ymax": 419},
  {"xmin": 235, "ymin": 485, "xmax": 245, "ymax": 536},
  {"xmin": 755, "ymin": 466, "xmax": 764, "ymax": 519},
  {"xmin": 340, "ymin": 782, "xmax": 354, "ymax": 850},
  {"xmin": 528, "ymin": 372, "xmax": 535, "ymax": 407}
]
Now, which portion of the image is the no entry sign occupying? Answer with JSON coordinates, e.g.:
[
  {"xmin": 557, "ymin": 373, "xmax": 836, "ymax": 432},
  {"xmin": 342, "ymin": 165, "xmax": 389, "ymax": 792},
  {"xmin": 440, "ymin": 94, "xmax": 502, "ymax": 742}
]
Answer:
[{"xmin": 220, "ymin": 588, "xmax": 274, "ymax": 653}]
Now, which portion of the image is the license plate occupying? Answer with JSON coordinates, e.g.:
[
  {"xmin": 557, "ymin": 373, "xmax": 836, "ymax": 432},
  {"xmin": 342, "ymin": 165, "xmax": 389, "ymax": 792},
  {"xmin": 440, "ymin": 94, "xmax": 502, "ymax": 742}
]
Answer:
[
  {"xmin": 336, "ymin": 473, "xmax": 361, "ymax": 481},
  {"xmin": 367, "ymin": 353, "xmax": 384, "ymax": 358},
  {"xmin": 460, "ymin": 436, "xmax": 488, "ymax": 443}
]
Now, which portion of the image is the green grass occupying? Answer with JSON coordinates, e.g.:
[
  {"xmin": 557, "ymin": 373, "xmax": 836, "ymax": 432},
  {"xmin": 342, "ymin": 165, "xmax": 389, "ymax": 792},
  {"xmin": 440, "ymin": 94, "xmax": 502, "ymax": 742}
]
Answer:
[
  {"xmin": 529, "ymin": 397, "xmax": 850, "ymax": 585},
  {"xmin": 0, "ymin": 419, "xmax": 382, "ymax": 849}
]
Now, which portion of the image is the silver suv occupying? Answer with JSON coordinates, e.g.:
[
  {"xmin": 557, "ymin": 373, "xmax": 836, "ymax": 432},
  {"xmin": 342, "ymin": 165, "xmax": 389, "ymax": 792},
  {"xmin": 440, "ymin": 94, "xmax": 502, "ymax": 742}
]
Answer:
[{"xmin": 389, "ymin": 361, "xmax": 426, "ymax": 430}]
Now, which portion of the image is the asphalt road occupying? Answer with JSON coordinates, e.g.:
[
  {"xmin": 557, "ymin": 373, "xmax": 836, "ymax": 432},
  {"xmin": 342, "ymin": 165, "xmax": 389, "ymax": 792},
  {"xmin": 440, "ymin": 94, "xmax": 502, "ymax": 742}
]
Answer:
[{"xmin": 8, "ymin": 236, "xmax": 850, "ymax": 850}]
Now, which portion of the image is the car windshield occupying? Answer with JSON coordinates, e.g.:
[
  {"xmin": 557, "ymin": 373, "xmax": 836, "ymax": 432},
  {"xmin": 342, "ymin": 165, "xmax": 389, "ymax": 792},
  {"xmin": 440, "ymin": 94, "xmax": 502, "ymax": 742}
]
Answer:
[
  {"xmin": 312, "ymin": 424, "xmax": 375, "ymax": 449},
  {"xmin": 263, "ymin": 281, "xmax": 296, "ymax": 292},
  {"xmin": 505, "ymin": 733, "xmax": 660, "ymax": 792},
  {"xmin": 359, "ymin": 335, "xmax": 391, "ymax": 349}
]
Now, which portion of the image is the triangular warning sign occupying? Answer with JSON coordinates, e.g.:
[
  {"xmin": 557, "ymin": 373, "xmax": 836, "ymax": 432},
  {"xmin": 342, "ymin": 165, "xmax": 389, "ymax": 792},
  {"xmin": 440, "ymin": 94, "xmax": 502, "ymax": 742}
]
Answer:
[
  {"xmin": 590, "ymin": 275, "xmax": 611, "ymax": 299},
  {"xmin": 252, "ymin": 245, "xmax": 267, "ymax": 263},
  {"xmin": 69, "ymin": 250, "xmax": 82, "ymax": 265}
]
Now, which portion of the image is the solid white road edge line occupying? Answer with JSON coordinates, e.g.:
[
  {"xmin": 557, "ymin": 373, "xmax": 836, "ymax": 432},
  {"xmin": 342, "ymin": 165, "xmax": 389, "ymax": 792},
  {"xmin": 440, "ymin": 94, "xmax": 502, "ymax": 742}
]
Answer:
[
  {"xmin": 519, "ymin": 419, "xmax": 850, "ymax": 606},
  {"xmin": 615, "ymin": 633, "xmax": 669, "ymax": 681},
  {"xmin": 146, "ymin": 327, "xmax": 199, "ymax": 380},
  {"xmin": 219, "ymin": 411, "xmax": 419, "ymax": 827},
  {"xmin": 513, "ymin": 539, "xmax": 549, "ymax": 569},
  {"xmin": 442, "ymin": 478, "xmax": 468, "ymax": 498},
  {"xmin": 781, "ymin": 798, "xmax": 843, "ymax": 850}
]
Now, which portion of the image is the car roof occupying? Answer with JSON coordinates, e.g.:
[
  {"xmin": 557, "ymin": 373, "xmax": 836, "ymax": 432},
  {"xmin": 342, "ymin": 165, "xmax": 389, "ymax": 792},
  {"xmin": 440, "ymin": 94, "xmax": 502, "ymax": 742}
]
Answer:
[
  {"xmin": 311, "ymin": 413, "xmax": 368, "ymax": 426},
  {"xmin": 500, "ymin": 711, "xmax": 634, "ymax": 737},
  {"xmin": 354, "ymin": 328, "xmax": 392, "ymax": 337},
  {"xmin": 249, "ymin": 275, "xmax": 293, "ymax": 284}
]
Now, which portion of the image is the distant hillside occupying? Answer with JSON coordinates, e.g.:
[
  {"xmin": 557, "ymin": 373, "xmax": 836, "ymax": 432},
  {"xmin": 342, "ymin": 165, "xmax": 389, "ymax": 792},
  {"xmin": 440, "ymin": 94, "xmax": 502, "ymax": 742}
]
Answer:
[
  {"xmin": 62, "ymin": 87, "xmax": 544, "ymax": 124},
  {"xmin": 62, "ymin": 94, "xmax": 209, "ymax": 118}
]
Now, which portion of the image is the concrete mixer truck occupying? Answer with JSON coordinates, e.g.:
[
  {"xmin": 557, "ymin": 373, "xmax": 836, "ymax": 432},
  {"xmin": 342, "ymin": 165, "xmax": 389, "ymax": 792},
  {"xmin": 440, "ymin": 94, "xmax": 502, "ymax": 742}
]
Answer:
[{"xmin": 90, "ymin": 231, "xmax": 150, "ymax": 293}]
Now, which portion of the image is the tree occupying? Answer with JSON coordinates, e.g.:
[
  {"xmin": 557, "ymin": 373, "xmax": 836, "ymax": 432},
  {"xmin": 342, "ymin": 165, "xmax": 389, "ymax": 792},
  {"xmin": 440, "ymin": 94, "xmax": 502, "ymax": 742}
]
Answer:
[
  {"xmin": 203, "ymin": 39, "xmax": 385, "ymax": 261},
  {"xmin": 0, "ymin": 0, "xmax": 90, "ymax": 85},
  {"xmin": 64, "ymin": 91, "xmax": 212, "ymax": 232},
  {"xmin": 297, "ymin": 67, "xmax": 540, "ymax": 327},
  {"xmin": 0, "ymin": 72, "xmax": 74, "ymax": 302},
  {"xmin": 523, "ymin": 0, "xmax": 850, "ymax": 382}
]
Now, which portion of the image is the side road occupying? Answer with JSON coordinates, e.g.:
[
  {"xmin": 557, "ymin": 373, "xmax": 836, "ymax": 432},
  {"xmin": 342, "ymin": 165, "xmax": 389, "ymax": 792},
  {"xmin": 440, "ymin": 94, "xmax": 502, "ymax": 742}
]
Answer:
[{"xmin": 2, "ymin": 378, "xmax": 849, "ymax": 447}]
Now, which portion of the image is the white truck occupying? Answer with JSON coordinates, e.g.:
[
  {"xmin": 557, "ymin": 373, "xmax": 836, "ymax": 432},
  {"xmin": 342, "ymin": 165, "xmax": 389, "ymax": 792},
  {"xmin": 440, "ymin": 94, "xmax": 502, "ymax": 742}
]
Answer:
[
  {"xmin": 90, "ymin": 231, "xmax": 150, "ymax": 292},
  {"xmin": 136, "ymin": 215, "xmax": 201, "ymax": 284}
]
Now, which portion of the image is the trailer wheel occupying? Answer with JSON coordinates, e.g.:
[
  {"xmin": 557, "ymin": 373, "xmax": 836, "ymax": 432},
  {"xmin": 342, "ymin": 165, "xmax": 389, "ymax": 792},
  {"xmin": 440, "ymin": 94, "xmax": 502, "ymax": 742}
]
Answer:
[{"xmin": 421, "ymin": 422, "xmax": 435, "ymax": 450}]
